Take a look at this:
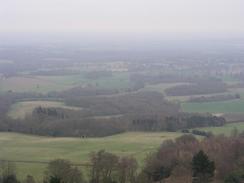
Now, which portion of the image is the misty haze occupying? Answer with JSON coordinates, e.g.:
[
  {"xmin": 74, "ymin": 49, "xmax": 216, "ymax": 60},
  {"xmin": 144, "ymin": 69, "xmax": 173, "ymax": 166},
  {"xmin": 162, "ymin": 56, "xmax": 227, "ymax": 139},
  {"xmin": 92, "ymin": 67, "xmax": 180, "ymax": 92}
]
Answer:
[{"xmin": 0, "ymin": 0, "xmax": 244, "ymax": 183}]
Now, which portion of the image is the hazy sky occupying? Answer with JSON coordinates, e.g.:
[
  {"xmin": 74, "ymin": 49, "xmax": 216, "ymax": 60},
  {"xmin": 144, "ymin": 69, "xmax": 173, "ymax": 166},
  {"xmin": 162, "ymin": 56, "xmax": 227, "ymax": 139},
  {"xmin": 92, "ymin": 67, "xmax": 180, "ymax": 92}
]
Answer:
[{"xmin": 1, "ymin": 0, "xmax": 244, "ymax": 34}]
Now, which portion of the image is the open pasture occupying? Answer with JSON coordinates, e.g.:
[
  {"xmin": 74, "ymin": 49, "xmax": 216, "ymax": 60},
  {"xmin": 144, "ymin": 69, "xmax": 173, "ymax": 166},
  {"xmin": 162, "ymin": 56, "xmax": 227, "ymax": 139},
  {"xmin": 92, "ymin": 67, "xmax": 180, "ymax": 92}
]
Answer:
[
  {"xmin": 0, "ymin": 132, "xmax": 182, "ymax": 180},
  {"xmin": 0, "ymin": 76, "xmax": 76, "ymax": 93},
  {"xmin": 181, "ymin": 98, "xmax": 244, "ymax": 113},
  {"xmin": 194, "ymin": 122, "xmax": 244, "ymax": 136}
]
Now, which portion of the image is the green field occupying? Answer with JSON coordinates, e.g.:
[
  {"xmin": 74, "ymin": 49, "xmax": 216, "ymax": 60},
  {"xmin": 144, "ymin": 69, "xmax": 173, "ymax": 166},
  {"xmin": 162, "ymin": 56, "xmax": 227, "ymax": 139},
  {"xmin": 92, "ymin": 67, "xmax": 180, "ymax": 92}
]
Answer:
[
  {"xmin": 194, "ymin": 122, "xmax": 244, "ymax": 136},
  {"xmin": 7, "ymin": 101, "xmax": 82, "ymax": 119},
  {"xmin": 0, "ymin": 132, "xmax": 182, "ymax": 180},
  {"xmin": 182, "ymin": 99, "xmax": 244, "ymax": 113},
  {"xmin": 0, "ymin": 72, "xmax": 130, "ymax": 93}
]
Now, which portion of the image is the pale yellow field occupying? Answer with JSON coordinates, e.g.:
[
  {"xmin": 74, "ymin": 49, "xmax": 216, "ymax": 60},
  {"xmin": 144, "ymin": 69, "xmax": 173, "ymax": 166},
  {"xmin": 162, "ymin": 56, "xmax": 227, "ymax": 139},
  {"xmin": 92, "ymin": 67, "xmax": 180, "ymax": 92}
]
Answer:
[{"xmin": 8, "ymin": 101, "xmax": 82, "ymax": 119}]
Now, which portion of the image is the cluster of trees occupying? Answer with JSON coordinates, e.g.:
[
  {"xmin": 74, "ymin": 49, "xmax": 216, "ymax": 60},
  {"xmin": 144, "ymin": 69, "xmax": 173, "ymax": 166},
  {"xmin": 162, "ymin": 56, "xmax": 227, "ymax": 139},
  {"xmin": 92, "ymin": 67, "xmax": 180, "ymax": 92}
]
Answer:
[
  {"xmin": 191, "ymin": 130, "xmax": 213, "ymax": 137},
  {"xmin": 165, "ymin": 79, "xmax": 226, "ymax": 96},
  {"xmin": 164, "ymin": 114, "xmax": 225, "ymax": 131},
  {"xmin": 0, "ymin": 117, "xmax": 125, "ymax": 137},
  {"xmin": 182, "ymin": 129, "xmax": 213, "ymax": 137},
  {"xmin": 131, "ymin": 113, "xmax": 225, "ymax": 132},
  {"xmin": 32, "ymin": 107, "xmax": 67, "ymax": 120},
  {"xmin": 0, "ymin": 152, "xmax": 138, "ymax": 183},
  {"xmin": 130, "ymin": 74, "xmax": 229, "ymax": 98},
  {"xmin": 1, "ymin": 107, "xmax": 225, "ymax": 137},
  {"xmin": 188, "ymin": 93, "xmax": 240, "ymax": 103},
  {"xmin": 0, "ymin": 91, "xmax": 180, "ymax": 137},
  {"xmin": 89, "ymin": 150, "xmax": 138, "ymax": 183},
  {"xmin": 43, "ymin": 159, "xmax": 84, "ymax": 183},
  {"xmin": 139, "ymin": 134, "xmax": 244, "ymax": 183},
  {"xmin": 2, "ymin": 134, "xmax": 244, "ymax": 183},
  {"xmin": 64, "ymin": 91, "xmax": 179, "ymax": 117},
  {"xmin": 129, "ymin": 73, "xmax": 193, "ymax": 85},
  {"xmin": 49, "ymin": 87, "xmax": 120, "ymax": 97}
]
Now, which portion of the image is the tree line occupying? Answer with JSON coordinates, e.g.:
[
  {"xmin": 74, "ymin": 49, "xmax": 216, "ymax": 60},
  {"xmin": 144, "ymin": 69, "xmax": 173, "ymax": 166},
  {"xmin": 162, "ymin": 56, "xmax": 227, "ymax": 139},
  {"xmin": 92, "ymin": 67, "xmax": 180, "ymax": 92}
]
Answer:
[
  {"xmin": 0, "ymin": 91, "xmax": 226, "ymax": 137},
  {"xmin": 165, "ymin": 80, "xmax": 227, "ymax": 96},
  {"xmin": 188, "ymin": 93, "xmax": 240, "ymax": 103}
]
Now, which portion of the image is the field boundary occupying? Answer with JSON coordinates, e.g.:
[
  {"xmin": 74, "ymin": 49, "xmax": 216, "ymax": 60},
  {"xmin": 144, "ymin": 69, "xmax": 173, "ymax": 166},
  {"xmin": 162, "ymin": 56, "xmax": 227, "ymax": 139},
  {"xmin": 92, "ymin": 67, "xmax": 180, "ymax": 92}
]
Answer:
[{"xmin": 0, "ymin": 159, "xmax": 91, "ymax": 167}]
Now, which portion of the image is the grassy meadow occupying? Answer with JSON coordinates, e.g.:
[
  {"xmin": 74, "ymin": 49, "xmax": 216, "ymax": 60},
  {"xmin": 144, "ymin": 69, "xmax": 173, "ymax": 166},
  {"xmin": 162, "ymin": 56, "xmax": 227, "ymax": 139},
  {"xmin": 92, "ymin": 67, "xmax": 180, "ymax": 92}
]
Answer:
[
  {"xmin": 194, "ymin": 122, "xmax": 244, "ymax": 136},
  {"xmin": 0, "ymin": 132, "xmax": 182, "ymax": 180}
]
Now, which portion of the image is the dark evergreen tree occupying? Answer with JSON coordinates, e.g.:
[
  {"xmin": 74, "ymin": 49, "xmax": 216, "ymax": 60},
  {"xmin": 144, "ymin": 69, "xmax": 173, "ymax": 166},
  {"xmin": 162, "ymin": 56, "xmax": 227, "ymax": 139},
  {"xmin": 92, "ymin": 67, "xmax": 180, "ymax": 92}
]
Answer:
[
  {"xmin": 49, "ymin": 176, "xmax": 61, "ymax": 183},
  {"xmin": 192, "ymin": 150, "xmax": 215, "ymax": 183}
]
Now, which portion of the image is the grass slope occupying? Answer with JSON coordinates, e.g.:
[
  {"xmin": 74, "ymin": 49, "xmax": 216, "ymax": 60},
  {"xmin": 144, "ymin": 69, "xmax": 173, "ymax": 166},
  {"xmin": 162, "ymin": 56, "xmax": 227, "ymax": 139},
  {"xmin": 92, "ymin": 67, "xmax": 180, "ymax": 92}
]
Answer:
[{"xmin": 0, "ymin": 132, "xmax": 182, "ymax": 180}]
